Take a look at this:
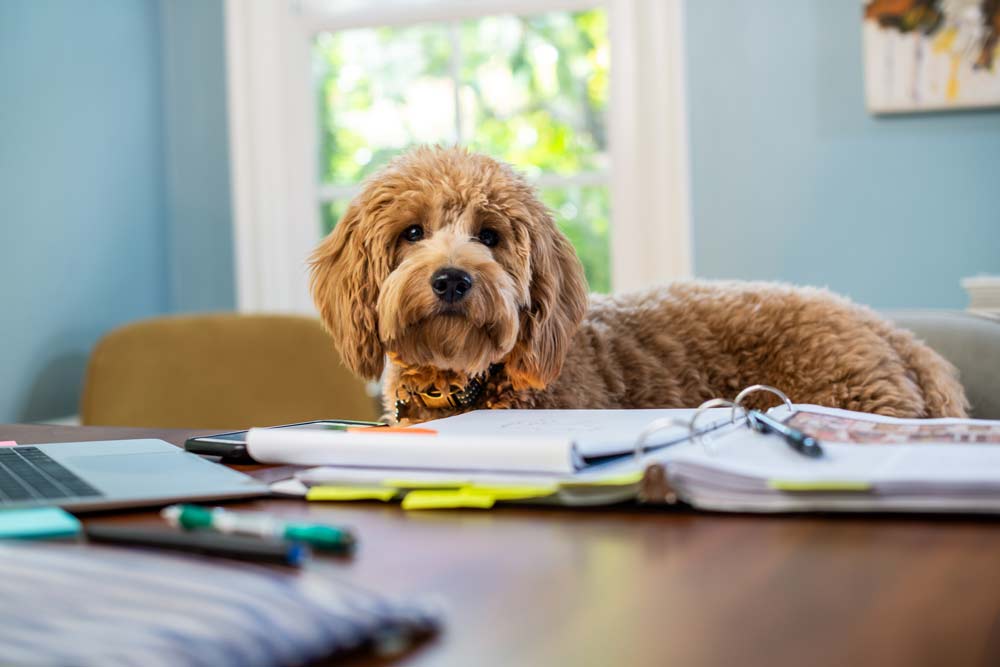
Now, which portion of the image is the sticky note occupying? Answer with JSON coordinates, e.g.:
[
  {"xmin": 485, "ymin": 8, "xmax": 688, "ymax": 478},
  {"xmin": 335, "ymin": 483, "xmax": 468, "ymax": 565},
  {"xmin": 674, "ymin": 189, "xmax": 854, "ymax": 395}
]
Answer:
[
  {"xmin": 462, "ymin": 485, "xmax": 558, "ymax": 500},
  {"xmin": 0, "ymin": 441, "xmax": 17, "ymax": 447},
  {"xmin": 400, "ymin": 484, "xmax": 558, "ymax": 510},
  {"xmin": 0, "ymin": 507, "xmax": 81, "ymax": 539},
  {"xmin": 768, "ymin": 480, "xmax": 873, "ymax": 492},
  {"xmin": 401, "ymin": 490, "xmax": 496, "ymax": 510},
  {"xmin": 306, "ymin": 486, "xmax": 397, "ymax": 502}
]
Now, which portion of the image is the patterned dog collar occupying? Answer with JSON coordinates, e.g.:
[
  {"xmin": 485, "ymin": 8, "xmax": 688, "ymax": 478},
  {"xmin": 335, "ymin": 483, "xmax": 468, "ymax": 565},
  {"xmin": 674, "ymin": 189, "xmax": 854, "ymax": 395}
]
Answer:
[{"xmin": 395, "ymin": 363, "xmax": 504, "ymax": 422}]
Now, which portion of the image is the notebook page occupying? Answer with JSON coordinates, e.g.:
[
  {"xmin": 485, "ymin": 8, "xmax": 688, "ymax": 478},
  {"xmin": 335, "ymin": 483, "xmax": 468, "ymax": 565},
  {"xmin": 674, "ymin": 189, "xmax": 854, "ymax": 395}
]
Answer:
[
  {"xmin": 663, "ymin": 427, "xmax": 1000, "ymax": 486},
  {"xmin": 769, "ymin": 404, "xmax": 1000, "ymax": 444},
  {"xmin": 421, "ymin": 408, "xmax": 732, "ymax": 458}
]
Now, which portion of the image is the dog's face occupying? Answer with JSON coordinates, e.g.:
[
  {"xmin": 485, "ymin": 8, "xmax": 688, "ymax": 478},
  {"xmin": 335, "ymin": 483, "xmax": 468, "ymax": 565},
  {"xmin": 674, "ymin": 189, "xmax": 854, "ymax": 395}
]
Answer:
[{"xmin": 310, "ymin": 147, "xmax": 588, "ymax": 390}]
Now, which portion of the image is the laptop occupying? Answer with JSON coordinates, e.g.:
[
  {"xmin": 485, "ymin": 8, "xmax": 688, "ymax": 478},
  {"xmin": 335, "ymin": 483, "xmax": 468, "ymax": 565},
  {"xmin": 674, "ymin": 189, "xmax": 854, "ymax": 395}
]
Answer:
[{"xmin": 0, "ymin": 439, "xmax": 269, "ymax": 511}]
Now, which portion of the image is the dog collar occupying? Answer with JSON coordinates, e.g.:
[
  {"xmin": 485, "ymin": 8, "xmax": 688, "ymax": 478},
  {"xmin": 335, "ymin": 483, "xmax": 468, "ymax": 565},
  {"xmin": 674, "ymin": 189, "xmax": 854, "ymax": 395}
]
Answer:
[{"xmin": 395, "ymin": 363, "xmax": 504, "ymax": 421}]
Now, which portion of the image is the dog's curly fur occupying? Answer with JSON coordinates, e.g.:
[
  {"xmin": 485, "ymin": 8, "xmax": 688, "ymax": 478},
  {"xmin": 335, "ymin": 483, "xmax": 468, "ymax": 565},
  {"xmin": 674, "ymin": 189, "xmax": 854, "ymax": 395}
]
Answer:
[{"xmin": 310, "ymin": 146, "xmax": 969, "ymax": 423}]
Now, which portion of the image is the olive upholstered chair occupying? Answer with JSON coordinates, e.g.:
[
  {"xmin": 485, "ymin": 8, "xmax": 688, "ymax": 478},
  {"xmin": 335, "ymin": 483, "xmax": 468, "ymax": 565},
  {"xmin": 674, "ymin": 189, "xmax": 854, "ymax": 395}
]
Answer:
[{"xmin": 81, "ymin": 314, "xmax": 380, "ymax": 429}]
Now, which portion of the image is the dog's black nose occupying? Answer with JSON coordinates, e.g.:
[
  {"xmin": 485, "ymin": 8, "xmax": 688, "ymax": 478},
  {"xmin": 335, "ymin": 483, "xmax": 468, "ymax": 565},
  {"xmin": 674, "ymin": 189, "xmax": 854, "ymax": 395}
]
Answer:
[{"xmin": 431, "ymin": 268, "xmax": 473, "ymax": 304}]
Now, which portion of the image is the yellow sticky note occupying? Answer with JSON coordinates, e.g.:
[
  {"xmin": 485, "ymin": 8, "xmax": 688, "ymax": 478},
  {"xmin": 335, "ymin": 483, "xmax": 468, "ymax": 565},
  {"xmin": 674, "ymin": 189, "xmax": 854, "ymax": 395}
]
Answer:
[
  {"xmin": 462, "ymin": 485, "xmax": 558, "ymax": 500},
  {"xmin": 307, "ymin": 486, "xmax": 397, "ymax": 502},
  {"xmin": 401, "ymin": 490, "xmax": 496, "ymax": 510},
  {"xmin": 768, "ymin": 480, "xmax": 872, "ymax": 492}
]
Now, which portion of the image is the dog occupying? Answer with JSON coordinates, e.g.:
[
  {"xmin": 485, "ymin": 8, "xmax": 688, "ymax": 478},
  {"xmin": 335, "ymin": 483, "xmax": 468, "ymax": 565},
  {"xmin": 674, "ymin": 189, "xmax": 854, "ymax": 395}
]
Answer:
[{"xmin": 310, "ymin": 146, "xmax": 969, "ymax": 424}]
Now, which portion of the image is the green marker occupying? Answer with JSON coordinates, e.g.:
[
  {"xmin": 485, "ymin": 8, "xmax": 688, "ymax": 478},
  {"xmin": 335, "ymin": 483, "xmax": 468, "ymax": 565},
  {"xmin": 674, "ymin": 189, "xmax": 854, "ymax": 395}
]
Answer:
[{"xmin": 162, "ymin": 504, "xmax": 355, "ymax": 553}]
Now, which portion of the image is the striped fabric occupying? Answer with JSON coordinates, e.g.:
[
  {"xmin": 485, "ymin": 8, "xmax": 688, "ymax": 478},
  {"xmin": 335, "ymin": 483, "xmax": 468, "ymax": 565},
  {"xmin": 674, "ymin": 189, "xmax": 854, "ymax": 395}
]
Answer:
[{"xmin": 0, "ymin": 543, "xmax": 440, "ymax": 666}]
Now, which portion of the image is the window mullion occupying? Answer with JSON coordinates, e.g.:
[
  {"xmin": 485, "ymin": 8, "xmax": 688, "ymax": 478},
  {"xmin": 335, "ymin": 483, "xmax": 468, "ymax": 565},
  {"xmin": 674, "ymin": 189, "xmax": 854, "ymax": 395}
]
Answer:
[{"xmin": 448, "ymin": 20, "xmax": 463, "ymax": 144}]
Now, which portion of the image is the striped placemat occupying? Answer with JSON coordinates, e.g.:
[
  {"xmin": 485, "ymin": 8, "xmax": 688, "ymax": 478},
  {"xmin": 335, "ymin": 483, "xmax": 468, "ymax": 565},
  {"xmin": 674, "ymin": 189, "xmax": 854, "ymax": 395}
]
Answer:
[{"xmin": 0, "ymin": 542, "xmax": 440, "ymax": 666}]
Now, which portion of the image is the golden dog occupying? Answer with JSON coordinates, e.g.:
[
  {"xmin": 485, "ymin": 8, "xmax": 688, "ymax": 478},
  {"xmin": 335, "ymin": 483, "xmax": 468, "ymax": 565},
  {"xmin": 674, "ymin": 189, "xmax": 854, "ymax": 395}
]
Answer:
[{"xmin": 310, "ymin": 147, "xmax": 968, "ymax": 424}]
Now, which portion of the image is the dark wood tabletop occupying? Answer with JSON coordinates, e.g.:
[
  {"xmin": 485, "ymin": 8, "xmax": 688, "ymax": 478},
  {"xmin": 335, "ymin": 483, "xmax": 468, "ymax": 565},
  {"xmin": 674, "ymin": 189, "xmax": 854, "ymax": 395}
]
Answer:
[{"xmin": 4, "ymin": 423, "xmax": 1000, "ymax": 667}]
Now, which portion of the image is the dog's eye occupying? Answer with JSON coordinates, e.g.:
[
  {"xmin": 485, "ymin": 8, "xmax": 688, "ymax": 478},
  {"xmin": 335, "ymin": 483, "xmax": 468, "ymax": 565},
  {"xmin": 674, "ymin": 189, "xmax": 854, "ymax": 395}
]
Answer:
[
  {"xmin": 401, "ymin": 225, "xmax": 424, "ymax": 243},
  {"xmin": 477, "ymin": 228, "xmax": 499, "ymax": 247}
]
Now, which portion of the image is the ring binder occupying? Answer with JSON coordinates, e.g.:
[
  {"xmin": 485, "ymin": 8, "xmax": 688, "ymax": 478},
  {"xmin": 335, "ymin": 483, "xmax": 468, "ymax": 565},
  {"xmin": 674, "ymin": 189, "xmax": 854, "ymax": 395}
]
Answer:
[
  {"xmin": 733, "ymin": 384, "xmax": 794, "ymax": 413},
  {"xmin": 631, "ymin": 384, "xmax": 819, "ymax": 461}
]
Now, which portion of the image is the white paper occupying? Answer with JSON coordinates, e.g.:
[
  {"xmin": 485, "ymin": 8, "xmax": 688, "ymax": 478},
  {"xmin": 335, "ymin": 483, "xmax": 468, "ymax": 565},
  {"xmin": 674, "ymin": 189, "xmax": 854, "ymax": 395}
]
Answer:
[
  {"xmin": 246, "ymin": 427, "xmax": 581, "ymax": 473},
  {"xmin": 422, "ymin": 408, "xmax": 731, "ymax": 458}
]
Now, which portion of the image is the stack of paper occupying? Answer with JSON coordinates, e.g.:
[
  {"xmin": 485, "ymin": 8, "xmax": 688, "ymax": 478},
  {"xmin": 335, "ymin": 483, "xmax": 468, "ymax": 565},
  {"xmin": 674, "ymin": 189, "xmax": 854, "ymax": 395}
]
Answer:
[
  {"xmin": 254, "ymin": 405, "xmax": 1000, "ymax": 514},
  {"xmin": 252, "ymin": 409, "xmax": 728, "ymax": 508},
  {"xmin": 662, "ymin": 405, "xmax": 1000, "ymax": 513}
]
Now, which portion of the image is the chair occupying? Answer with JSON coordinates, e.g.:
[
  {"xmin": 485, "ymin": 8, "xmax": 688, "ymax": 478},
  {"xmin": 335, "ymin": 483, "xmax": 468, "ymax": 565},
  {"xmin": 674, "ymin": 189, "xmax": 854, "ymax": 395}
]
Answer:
[
  {"xmin": 885, "ymin": 310, "xmax": 1000, "ymax": 420},
  {"xmin": 81, "ymin": 314, "xmax": 381, "ymax": 428}
]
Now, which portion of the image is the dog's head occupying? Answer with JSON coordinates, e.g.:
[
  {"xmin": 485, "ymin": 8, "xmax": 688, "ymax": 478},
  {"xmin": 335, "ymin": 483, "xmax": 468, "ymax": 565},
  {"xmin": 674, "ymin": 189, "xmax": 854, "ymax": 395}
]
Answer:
[{"xmin": 310, "ymin": 146, "xmax": 588, "ymax": 391}]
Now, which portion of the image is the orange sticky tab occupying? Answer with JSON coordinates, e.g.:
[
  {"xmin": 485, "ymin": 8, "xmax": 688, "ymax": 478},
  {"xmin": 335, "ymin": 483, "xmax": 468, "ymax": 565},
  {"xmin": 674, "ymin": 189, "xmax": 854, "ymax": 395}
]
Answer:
[{"xmin": 347, "ymin": 427, "xmax": 438, "ymax": 435}]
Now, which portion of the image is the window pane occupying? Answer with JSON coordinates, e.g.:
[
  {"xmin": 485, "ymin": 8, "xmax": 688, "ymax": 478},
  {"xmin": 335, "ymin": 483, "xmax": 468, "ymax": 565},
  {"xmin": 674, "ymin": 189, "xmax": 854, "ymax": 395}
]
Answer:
[
  {"xmin": 320, "ymin": 200, "xmax": 351, "ymax": 236},
  {"xmin": 459, "ymin": 9, "xmax": 608, "ymax": 177},
  {"xmin": 314, "ymin": 24, "xmax": 455, "ymax": 185},
  {"xmin": 539, "ymin": 185, "xmax": 610, "ymax": 293}
]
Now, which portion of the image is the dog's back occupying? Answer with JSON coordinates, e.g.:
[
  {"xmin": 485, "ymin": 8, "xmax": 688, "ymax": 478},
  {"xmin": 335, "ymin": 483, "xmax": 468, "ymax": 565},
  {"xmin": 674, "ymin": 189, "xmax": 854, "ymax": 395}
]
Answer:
[{"xmin": 537, "ymin": 281, "xmax": 968, "ymax": 418}]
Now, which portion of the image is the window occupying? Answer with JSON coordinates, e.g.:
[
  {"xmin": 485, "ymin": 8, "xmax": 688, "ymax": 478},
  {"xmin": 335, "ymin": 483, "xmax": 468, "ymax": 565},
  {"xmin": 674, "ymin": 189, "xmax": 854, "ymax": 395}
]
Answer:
[
  {"xmin": 226, "ymin": 0, "xmax": 691, "ymax": 313},
  {"xmin": 314, "ymin": 9, "xmax": 611, "ymax": 290}
]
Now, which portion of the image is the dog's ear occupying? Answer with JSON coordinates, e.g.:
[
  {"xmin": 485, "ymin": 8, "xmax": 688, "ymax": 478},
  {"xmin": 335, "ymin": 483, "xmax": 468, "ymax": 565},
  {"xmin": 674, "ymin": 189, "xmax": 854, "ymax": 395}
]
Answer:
[
  {"xmin": 309, "ymin": 199, "xmax": 388, "ymax": 380},
  {"xmin": 504, "ymin": 202, "xmax": 589, "ymax": 390}
]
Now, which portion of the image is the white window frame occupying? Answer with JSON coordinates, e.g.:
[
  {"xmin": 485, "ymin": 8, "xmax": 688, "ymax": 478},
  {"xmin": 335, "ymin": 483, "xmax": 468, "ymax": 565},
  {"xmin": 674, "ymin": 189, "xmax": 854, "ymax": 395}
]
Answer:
[{"xmin": 226, "ymin": 0, "xmax": 691, "ymax": 313}]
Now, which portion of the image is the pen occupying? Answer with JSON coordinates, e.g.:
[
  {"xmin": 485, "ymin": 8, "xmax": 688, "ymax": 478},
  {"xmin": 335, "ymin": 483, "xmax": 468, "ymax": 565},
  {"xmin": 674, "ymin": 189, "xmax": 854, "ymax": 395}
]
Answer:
[
  {"xmin": 747, "ymin": 410, "xmax": 824, "ymax": 458},
  {"xmin": 162, "ymin": 505, "xmax": 355, "ymax": 554},
  {"xmin": 84, "ymin": 523, "xmax": 310, "ymax": 566}
]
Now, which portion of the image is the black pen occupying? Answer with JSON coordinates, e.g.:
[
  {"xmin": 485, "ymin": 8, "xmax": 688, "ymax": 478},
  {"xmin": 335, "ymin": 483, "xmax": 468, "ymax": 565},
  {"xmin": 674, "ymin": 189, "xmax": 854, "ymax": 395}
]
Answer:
[
  {"xmin": 84, "ymin": 524, "xmax": 310, "ymax": 566},
  {"xmin": 747, "ymin": 410, "xmax": 824, "ymax": 458}
]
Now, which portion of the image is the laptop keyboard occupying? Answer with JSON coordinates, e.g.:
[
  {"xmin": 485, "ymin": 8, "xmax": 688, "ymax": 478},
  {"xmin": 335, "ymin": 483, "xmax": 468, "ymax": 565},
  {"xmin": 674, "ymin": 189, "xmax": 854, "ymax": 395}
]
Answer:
[{"xmin": 0, "ymin": 448, "xmax": 102, "ymax": 503}]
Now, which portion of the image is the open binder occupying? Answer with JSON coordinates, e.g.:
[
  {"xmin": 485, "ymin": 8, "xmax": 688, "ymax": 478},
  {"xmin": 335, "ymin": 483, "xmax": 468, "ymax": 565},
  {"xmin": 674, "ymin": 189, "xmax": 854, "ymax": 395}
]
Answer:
[{"xmin": 252, "ymin": 385, "xmax": 1000, "ymax": 514}]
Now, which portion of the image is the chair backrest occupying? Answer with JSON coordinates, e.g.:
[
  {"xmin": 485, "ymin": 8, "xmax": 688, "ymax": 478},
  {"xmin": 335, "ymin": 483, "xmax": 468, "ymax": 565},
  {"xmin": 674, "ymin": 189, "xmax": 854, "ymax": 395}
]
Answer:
[
  {"xmin": 81, "ymin": 314, "xmax": 380, "ymax": 428},
  {"xmin": 885, "ymin": 310, "xmax": 1000, "ymax": 420}
]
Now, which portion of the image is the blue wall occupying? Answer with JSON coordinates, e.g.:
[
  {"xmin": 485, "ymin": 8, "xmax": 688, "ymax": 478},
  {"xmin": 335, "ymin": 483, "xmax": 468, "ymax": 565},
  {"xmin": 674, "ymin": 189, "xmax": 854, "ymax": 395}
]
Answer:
[
  {"xmin": 0, "ymin": 0, "xmax": 235, "ymax": 423},
  {"xmin": 685, "ymin": 0, "xmax": 1000, "ymax": 308},
  {"xmin": 0, "ymin": 0, "xmax": 170, "ymax": 422},
  {"xmin": 160, "ymin": 0, "xmax": 235, "ymax": 312}
]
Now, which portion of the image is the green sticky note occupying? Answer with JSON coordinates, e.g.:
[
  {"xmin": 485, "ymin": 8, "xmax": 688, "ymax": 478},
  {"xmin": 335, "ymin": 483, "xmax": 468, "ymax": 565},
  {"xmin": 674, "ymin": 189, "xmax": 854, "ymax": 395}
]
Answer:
[
  {"xmin": 0, "ymin": 507, "xmax": 81, "ymax": 540},
  {"xmin": 768, "ymin": 480, "xmax": 873, "ymax": 492},
  {"xmin": 306, "ymin": 486, "xmax": 397, "ymax": 502}
]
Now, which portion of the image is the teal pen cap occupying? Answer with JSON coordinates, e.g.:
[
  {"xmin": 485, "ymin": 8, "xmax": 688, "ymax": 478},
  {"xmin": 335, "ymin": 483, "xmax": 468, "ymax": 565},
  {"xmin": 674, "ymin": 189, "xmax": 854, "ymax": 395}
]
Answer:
[
  {"xmin": 283, "ymin": 524, "xmax": 356, "ymax": 553},
  {"xmin": 162, "ymin": 504, "xmax": 214, "ymax": 530}
]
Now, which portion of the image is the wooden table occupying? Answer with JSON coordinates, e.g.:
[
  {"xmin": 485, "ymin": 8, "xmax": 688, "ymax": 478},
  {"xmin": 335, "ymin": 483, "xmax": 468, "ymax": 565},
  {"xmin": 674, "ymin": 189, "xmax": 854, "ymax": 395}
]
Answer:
[{"xmin": 4, "ymin": 424, "xmax": 1000, "ymax": 667}]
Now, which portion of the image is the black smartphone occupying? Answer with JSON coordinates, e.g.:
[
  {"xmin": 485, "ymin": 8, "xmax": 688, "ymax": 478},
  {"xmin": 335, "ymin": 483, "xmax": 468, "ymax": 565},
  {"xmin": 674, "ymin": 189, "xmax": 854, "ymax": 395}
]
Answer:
[{"xmin": 184, "ymin": 419, "xmax": 384, "ymax": 463}]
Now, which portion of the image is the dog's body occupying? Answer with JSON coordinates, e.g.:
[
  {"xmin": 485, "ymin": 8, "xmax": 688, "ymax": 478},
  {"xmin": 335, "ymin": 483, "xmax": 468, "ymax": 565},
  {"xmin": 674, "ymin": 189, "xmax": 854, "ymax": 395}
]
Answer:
[
  {"xmin": 310, "ymin": 147, "xmax": 968, "ymax": 423},
  {"xmin": 385, "ymin": 282, "xmax": 967, "ymax": 422}
]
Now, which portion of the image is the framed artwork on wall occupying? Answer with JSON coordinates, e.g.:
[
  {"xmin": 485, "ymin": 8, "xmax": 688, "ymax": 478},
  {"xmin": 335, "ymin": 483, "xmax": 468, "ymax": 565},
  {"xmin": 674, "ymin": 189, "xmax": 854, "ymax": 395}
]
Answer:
[{"xmin": 863, "ymin": 0, "xmax": 1000, "ymax": 113}]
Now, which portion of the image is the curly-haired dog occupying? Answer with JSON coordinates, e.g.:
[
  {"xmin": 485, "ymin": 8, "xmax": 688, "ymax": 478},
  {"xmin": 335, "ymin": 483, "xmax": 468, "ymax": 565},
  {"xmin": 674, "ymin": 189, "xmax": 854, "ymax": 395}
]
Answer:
[{"xmin": 310, "ymin": 147, "xmax": 968, "ymax": 424}]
